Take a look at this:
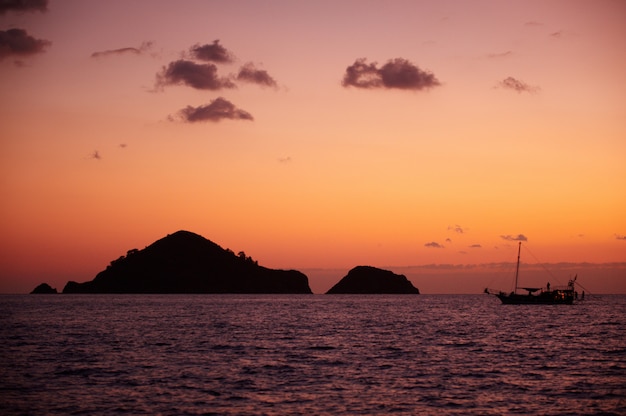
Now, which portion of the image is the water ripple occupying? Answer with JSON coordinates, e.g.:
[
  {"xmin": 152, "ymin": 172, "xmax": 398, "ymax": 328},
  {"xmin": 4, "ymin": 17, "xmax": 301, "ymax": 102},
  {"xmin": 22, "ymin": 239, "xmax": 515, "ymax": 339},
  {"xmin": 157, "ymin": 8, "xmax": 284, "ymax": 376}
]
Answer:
[{"xmin": 1, "ymin": 294, "xmax": 625, "ymax": 415}]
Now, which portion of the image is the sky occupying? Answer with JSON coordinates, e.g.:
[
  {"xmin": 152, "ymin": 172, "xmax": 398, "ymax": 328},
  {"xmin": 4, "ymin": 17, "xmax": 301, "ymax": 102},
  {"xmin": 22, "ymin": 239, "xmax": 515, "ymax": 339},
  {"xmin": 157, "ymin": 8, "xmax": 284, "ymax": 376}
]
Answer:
[{"xmin": 1, "ymin": 0, "xmax": 625, "ymax": 294}]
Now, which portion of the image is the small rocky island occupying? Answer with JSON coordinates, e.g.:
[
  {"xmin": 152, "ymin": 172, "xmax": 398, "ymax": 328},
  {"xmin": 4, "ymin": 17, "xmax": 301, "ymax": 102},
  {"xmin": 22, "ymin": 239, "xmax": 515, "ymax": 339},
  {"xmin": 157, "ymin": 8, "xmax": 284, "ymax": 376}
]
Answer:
[
  {"xmin": 30, "ymin": 283, "xmax": 58, "ymax": 294},
  {"xmin": 326, "ymin": 266, "xmax": 420, "ymax": 294},
  {"xmin": 60, "ymin": 230, "xmax": 312, "ymax": 294}
]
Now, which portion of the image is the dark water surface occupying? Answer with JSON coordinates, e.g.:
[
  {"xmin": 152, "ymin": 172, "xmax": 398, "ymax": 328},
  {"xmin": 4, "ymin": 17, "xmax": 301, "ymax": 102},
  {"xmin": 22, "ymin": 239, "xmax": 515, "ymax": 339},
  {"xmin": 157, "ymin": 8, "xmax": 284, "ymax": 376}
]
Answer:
[{"xmin": 1, "ymin": 294, "xmax": 624, "ymax": 415}]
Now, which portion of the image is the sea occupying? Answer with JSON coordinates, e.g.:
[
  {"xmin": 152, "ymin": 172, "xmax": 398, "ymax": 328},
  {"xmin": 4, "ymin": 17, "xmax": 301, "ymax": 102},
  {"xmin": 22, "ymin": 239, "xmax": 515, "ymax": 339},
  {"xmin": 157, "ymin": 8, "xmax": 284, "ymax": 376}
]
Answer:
[{"xmin": 1, "ymin": 294, "xmax": 624, "ymax": 415}]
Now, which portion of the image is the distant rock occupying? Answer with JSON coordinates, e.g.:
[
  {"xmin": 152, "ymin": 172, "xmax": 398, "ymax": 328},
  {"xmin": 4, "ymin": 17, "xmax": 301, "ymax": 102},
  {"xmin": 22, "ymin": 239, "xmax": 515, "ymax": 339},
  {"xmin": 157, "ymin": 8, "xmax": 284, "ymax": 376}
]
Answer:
[
  {"xmin": 62, "ymin": 230, "xmax": 312, "ymax": 294},
  {"xmin": 326, "ymin": 266, "xmax": 420, "ymax": 294},
  {"xmin": 31, "ymin": 283, "xmax": 58, "ymax": 294}
]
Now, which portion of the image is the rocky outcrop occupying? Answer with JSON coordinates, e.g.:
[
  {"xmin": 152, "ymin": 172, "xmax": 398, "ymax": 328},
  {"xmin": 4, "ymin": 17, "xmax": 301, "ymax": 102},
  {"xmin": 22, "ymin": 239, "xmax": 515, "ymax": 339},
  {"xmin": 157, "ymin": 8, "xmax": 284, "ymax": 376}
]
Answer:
[
  {"xmin": 31, "ymin": 283, "xmax": 58, "ymax": 294},
  {"xmin": 62, "ymin": 230, "xmax": 312, "ymax": 294},
  {"xmin": 326, "ymin": 266, "xmax": 420, "ymax": 294}
]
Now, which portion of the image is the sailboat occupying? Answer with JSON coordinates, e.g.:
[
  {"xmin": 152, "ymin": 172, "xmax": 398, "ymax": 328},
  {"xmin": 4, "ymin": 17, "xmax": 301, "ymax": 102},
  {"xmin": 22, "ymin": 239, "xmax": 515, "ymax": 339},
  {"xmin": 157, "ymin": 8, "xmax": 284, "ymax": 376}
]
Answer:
[{"xmin": 484, "ymin": 242, "xmax": 578, "ymax": 305}]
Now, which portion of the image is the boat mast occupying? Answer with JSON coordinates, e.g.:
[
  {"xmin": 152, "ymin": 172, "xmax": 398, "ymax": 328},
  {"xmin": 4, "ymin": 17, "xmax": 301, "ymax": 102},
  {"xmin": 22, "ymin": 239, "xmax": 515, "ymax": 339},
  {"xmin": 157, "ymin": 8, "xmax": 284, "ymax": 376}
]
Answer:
[{"xmin": 514, "ymin": 241, "xmax": 521, "ymax": 294}]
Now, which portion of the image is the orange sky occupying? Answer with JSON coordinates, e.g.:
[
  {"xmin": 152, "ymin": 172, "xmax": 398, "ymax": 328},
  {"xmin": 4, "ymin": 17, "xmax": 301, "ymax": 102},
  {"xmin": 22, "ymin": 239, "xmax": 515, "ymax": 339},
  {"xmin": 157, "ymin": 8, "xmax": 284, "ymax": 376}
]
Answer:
[{"xmin": 1, "ymin": 0, "xmax": 625, "ymax": 293}]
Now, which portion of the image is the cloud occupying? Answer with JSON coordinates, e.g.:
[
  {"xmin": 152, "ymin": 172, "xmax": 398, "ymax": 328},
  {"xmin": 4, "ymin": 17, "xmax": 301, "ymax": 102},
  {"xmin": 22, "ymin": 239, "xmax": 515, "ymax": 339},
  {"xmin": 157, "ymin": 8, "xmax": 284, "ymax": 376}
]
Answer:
[
  {"xmin": 425, "ymin": 242, "xmax": 444, "ymax": 248},
  {"xmin": 0, "ymin": 0, "xmax": 47, "ymax": 14},
  {"xmin": 379, "ymin": 58, "xmax": 440, "ymax": 90},
  {"xmin": 524, "ymin": 21, "xmax": 543, "ymax": 27},
  {"xmin": 497, "ymin": 76, "xmax": 539, "ymax": 94},
  {"xmin": 174, "ymin": 97, "xmax": 253, "ymax": 123},
  {"xmin": 448, "ymin": 224, "xmax": 464, "ymax": 234},
  {"xmin": 550, "ymin": 31, "xmax": 563, "ymax": 38},
  {"xmin": 469, "ymin": 244, "xmax": 482, "ymax": 248},
  {"xmin": 155, "ymin": 59, "xmax": 236, "ymax": 90},
  {"xmin": 487, "ymin": 51, "xmax": 512, "ymax": 59},
  {"xmin": 342, "ymin": 57, "xmax": 440, "ymax": 90},
  {"xmin": 91, "ymin": 41, "xmax": 153, "ymax": 58},
  {"xmin": 237, "ymin": 62, "xmax": 278, "ymax": 88},
  {"xmin": 343, "ymin": 58, "xmax": 381, "ymax": 88},
  {"xmin": 0, "ymin": 28, "xmax": 51, "ymax": 60},
  {"xmin": 189, "ymin": 40, "xmax": 234, "ymax": 63},
  {"xmin": 278, "ymin": 156, "xmax": 292, "ymax": 163},
  {"xmin": 615, "ymin": 234, "xmax": 626, "ymax": 241},
  {"xmin": 500, "ymin": 234, "xmax": 528, "ymax": 242}
]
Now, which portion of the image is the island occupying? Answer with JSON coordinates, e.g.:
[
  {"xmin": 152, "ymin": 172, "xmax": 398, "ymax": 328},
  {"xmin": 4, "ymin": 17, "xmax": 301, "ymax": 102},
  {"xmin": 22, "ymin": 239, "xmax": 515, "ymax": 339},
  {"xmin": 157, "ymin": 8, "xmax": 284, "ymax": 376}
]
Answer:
[
  {"xmin": 30, "ymin": 283, "xmax": 58, "ymax": 294},
  {"xmin": 326, "ymin": 266, "xmax": 420, "ymax": 294},
  {"xmin": 61, "ymin": 230, "xmax": 312, "ymax": 294}
]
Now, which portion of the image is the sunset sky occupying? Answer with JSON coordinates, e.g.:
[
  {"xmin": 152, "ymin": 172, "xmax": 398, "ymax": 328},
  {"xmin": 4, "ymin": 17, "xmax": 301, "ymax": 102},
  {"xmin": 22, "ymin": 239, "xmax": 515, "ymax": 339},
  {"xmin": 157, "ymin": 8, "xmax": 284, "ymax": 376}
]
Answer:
[{"xmin": 1, "ymin": 0, "xmax": 625, "ymax": 294}]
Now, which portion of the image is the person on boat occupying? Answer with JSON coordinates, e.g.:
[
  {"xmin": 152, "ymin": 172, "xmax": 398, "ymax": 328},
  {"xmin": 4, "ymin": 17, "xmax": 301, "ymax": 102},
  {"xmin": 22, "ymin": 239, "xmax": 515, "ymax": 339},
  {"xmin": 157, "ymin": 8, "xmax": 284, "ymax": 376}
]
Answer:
[{"xmin": 547, "ymin": 282, "xmax": 550, "ymax": 292}]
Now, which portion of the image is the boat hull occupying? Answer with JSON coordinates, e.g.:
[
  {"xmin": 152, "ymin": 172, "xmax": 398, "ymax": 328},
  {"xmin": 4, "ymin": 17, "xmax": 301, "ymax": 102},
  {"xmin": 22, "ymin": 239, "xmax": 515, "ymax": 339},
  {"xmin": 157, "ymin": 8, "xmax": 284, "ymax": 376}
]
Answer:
[{"xmin": 496, "ymin": 291, "xmax": 574, "ymax": 305}]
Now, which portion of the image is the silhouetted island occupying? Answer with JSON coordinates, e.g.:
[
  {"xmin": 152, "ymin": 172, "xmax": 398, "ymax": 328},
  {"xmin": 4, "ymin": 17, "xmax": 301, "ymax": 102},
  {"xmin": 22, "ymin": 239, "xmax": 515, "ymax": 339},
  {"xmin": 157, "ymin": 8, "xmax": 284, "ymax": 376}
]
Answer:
[
  {"xmin": 30, "ymin": 283, "xmax": 58, "ymax": 294},
  {"xmin": 62, "ymin": 230, "xmax": 312, "ymax": 294},
  {"xmin": 326, "ymin": 266, "xmax": 420, "ymax": 294}
]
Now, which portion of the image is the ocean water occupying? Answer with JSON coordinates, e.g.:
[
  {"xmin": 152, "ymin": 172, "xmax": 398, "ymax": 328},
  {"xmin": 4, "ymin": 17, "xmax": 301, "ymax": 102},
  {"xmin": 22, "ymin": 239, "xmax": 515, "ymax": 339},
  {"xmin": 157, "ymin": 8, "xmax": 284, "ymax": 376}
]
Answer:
[{"xmin": 1, "ymin": 294, "xmax": 624, "ymax": 415}]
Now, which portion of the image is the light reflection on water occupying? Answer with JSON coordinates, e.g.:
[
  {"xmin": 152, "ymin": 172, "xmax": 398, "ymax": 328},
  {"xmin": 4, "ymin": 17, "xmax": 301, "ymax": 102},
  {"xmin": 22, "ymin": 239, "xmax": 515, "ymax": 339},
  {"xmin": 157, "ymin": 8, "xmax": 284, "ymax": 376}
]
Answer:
[{"xmin": 1, "ymin": 294, "xmax": 625, "ymax": 415}]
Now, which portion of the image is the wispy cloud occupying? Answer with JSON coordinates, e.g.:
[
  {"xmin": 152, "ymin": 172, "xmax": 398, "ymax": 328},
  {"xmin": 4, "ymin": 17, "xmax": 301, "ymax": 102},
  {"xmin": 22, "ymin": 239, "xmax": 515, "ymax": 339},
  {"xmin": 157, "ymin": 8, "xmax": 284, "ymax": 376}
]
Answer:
[
  {"xmin": 425, "ymin": 242, "xmax": 445, "ymax": 248},
  {"xmin": 615, "ymin": 234, "xmax": 626, "ymax": 241},
  {"xmin": 448, "ymin": 224, "xmax": 464, "ymax": 234},
  {"xmin": 0, "ymin": 0, "xmax": 47, "ymax": 14},
  {"xmin": 189, "ymin": 40, "xmax": 234, "ymax": 63},
  {"xmin": 524, "ymin": 21, "xmax": 543, "ymax": 27},
  {"xmin": 550, "ymin": 30, "xmax": 563, "ymax": 39},
  {"xmin": 91, "ymin": 41, "xmax": 153, "ymax": 58},
  {"xmin": 237, "ymin": 62, "xmax": 278, "ymax": 88},
  {"xmin": 155, "ymin": 59, "xmax": 236, "ymax": 90},
  {"xmin": 342, "ymin": 57, "xmax": 440, "ymax": 90},
  {"xmin": 487, "ymin": 51, "xmax": 512, "ymax": 59},
  {"xmin": 500, "ymin": 234, "xmax": 528, "ymax": 242},
  {"xmin": 469, "ymin": 244, "xmax": 482, "ymax": 248},
  {"xmin": 497, "ymin": 76, "xmax": 539, "ymax": 94},
  {"xmin": 0, "ymin": 28, "xmax": 51, "ymax": 60},
  {"xmin": 173, "ymin": 97, "xmax": 253, "ymax": 123}
]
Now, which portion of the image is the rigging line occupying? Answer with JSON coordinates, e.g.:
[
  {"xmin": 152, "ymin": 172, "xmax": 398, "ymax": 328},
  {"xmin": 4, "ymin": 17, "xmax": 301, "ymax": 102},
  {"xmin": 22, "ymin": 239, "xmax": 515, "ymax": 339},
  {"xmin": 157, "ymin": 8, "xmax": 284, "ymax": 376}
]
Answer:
[
  {"xmin": 521, "ymin": 244, "xmax": 564, "ymax": 286},
  {"xmin": 522, "ymin": 245, "xmax": 590, "ymax": 295},
  {"xmin": 573, "ymin": 278, "xmax": 592, "ymax": 295},
  {"xmin": 506, "ymin": 246, "xmax": 522, "ymax": 292},
  {"xmin": 485, "ymin": 248, "xmax": 520, "ymax": 293}
]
